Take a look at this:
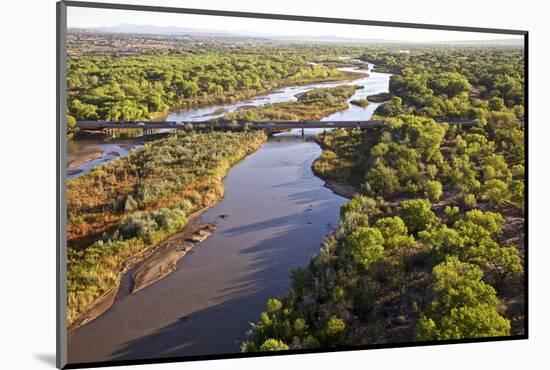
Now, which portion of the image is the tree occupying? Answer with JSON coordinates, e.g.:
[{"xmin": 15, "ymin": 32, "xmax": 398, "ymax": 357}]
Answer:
[
  {"xmin": 463, "ymin": 209, "xmax": 504, "ymax": 235},
  {"xmin": 69, "ymin": 99, "xmax": 99, "ymax": 120},
  {"xmin": 489, "ymin": 97, "xmax": 505, "ymax": 111},
  {"xmin": 419, "ymin": 225, "xmax": 463, "ymax": 257},
  {"xmin": 399, "ymin": 199, "xmax": 439, "ymax": 234},
  {"xmin": 483, "ymin": 154, "xmax": 512, "ymax": 181},
  {"xmin": 366, "ymin": 162, "xmax": 400, "ymax": 196},
  {"xmin": 345, "ymin": 227, "xmax": 385, "ymax": 269},
  {"xmin": 482, "ymin": 179, "xmax": 509, "ymax": 205},
  {"xmin": 424, "ymin": 180, "xmax": 443, "ymax": 202},
  {"xmin": 67, "ymin": 114, "xmax": 78, "ymax": 137},
  {"xmin": 415, "ymin": 257, "xmax": 510, "ymax": 340},
  {"xmin": 453, "ymin": 215, "xmax": 522, "ymax": 274},
  {"xmin": 428, "ymin": 72, "xmax": 472, "ymax": 98},
  {"xmin": 340, "ymin": 195, "xmax": 379, "ymax": 220},
  {"xmin": 374, "ymin": 217, "xmax": 414, "ymax": 253},
  {"xmin": 509, "ymin": 180, "xmax": 525, "ymax": 210}
]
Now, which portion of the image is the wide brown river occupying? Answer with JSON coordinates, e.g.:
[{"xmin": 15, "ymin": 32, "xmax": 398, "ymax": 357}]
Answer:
[{"xmin": 67, "ymin": 62, "xmax": 391, "ymax": 364}]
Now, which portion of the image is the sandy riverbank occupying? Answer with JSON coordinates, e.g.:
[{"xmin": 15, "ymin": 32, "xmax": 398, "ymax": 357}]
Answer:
[
  {"xmin": 67, "ymin": 212, "xmax": 217, "ymax": 332},
  {"xmin": 67, "ymin": 146, "xmax": 103, "ymax": 172},
  {"xmin": 131, "ymin": 222, "xmax": 216, "ymax": 293},
  {"xmin": 322, "ymin": 179, "xmax": 358, "ymax": 199}
]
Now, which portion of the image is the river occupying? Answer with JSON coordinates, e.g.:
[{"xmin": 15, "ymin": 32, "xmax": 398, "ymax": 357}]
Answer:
[{"xmin": 67, "ymin": 61, "xmax": 391, "ymax": 364}]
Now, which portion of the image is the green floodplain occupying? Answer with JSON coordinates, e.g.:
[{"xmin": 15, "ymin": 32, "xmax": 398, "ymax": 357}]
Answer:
[{"xmin": 66, "ymin": 34, "xmax": 525, "ymax": 349}]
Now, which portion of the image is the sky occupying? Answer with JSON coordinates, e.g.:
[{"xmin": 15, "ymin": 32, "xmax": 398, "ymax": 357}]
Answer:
[{"xmin": 67, "ymin": 6, "xmax": 523, "ymax": 43}]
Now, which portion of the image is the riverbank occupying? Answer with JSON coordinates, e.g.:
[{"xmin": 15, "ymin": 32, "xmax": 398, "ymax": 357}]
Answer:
[
  {"xmin": 321, "ymin": 179, "xmax": 358, "ymax": 199},
  {"xmin": 68, "ymin": 209, "xmax": 217, "ymax": 332},
  {"xmin": 242, "ymin": 115, "xmax": 525, "ymax": 351},
  {"xmin": 130, "ymin": 221, "xmax": 216, "ymax": 294},
  {"xmin": 67, "ymin": 131, "xmax": 267, "ymax": 326},
  {"xmin": 67, "ymin": 130, "xmax": 349, "ymax": 363},
  {"xmin": 67, "ymin": 146, "xmax": 103, "ymax": 175}
]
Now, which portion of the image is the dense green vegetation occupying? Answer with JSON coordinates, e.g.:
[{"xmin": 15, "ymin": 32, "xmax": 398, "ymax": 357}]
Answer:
[
  {"xmin": 66, "ymin": 49, "xmax": 360, "ymax": 136},
  {"xmin": 66, "ymin": 36, "xmax": 524, "ymax": 346},
  {"xmin": 67, "ymin": 131, "xmax": 266, "ymax": 324},
  {"xmin": 243, "ymin": 46, "xmax": 525, "ymax": 351},
  {"xmin": 362, "ymin": 48, "xmax": 524, "ymax": 120},
  {"xmin": 224, "ymin": 85, "xmax": 358, "ymax": 121}
]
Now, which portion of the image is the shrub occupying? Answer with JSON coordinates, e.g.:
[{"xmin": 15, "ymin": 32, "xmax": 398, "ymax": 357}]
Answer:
[
  {"xmin": 374, "ymin": 217, "xmax": 414, "ymax": 252},
  {"xmin": 443, "ymin": 205, "xmax": 460, "ymax": 224},
  {"xmin": 323, "ymin": 316, "xmax": 346, "ymax": 344},
  {"xmin": 423, "ymin": 180, "xmax": 443, "ymax": 202},
  {"xmin": 345, "ymin": 227, "xmax": 385, "ymax": 269},
  {"xmin": 482, "ymin": 179, "xmax": 509, "ymax": 205},
  {"xmin": 399, "ymin": 199, "xmax": 439, "ymax": 234},
  {"xmin": 460, "ymin": 193, "xmax": 477, "ymax": 208},
  {"xmin": 124, "ymin": 195, "xmax": 138, "ymax": 212}
]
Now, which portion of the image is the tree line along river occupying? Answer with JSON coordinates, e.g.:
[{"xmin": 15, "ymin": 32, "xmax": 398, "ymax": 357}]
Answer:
[{"xmin": 67, "ymin": 62, "xmax": 392, "ymax": 363}]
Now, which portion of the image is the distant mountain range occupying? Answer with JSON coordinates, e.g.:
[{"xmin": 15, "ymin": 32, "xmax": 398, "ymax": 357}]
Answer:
[{"xmin": 69, "ymin": 23, "xmax": 524, "ymax": 45}]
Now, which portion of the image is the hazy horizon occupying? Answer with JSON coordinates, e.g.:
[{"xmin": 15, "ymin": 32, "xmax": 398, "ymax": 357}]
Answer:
[{"xmin": 67, "ymin": 6, "xmax": 524, "ymax": 44}]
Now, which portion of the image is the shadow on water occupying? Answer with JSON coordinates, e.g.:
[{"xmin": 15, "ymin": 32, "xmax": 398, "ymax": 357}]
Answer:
[{"xmin": 106, "ymin": 191, "xmax": 339, "ymax": 362}]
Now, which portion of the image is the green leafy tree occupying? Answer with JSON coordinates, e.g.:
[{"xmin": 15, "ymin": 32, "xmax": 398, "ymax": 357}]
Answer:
[
  {"xmin": 424, "ymin": 180, "xmax": 443, "ymax": 202},
  {"xmin": 509, "ymin": 180, "xmax": 525, "ymax": 210},
  {"xmin": 345, "ymin": 227, "xmax": 385, "ymax": 269},
  {"xmin": 489, "ymin": 97, "xmax": 505, "ymax": 111},
  {"xmin": 482, "ymin": 179, "xmax": 510, "ymax": 205},
  {"xmin": 374, "ymin": 217, "xmax": 414, "ymax": 253},
  {"xmin": 415, "ymin": 257, "xmax": 510, "ymax": 340},
  {"xmin": 399, "ymin": 199, "xmax": 439, "ymax": 234}
]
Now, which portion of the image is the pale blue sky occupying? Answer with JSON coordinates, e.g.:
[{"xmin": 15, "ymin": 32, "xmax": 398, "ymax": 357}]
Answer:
[{"xmin": 67, "ymin": 6, "xmax": 523, "ymax": 43}]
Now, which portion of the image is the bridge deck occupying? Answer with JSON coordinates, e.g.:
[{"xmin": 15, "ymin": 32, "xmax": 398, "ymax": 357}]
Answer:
[{"xmin": 76, "ymin": 119, "xmax": 478, "ymax": 131}]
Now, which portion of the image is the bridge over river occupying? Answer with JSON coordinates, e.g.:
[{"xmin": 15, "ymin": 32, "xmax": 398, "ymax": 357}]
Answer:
[{"xmin": 77, "ymin": 119, "xmax": 479, "ymax": 135}]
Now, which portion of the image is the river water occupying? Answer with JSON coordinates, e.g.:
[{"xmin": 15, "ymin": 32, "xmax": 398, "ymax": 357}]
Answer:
[{"xmin": 67, "ymin": 62, "xmax": 391, "ymax": 364}]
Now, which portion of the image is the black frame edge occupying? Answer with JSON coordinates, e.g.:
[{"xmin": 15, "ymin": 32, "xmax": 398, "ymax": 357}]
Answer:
[{"xmin": 64, "ymin": 335, "xmax": 528, "ymax": 369}]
